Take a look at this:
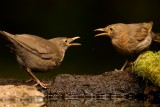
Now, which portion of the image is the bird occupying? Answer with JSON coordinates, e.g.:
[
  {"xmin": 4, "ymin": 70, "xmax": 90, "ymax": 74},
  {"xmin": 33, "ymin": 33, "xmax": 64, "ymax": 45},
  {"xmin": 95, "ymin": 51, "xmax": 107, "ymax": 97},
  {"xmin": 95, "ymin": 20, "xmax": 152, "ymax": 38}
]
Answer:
[
  {"xmin": 0, "ymin": 30, "xmax": 80, "ymax": 88},
  {"xmin": 95, "ymin": 22, "xmax": 154, "ymax": 71}
]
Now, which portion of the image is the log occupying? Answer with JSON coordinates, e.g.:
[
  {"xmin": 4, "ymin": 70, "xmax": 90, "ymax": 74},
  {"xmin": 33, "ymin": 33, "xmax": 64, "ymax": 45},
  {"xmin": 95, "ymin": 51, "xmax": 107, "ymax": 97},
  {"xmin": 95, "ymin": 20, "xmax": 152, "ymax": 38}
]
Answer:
[{"xmin": 0, "ymin": 69, "xmax": 146, "ymax": 99}]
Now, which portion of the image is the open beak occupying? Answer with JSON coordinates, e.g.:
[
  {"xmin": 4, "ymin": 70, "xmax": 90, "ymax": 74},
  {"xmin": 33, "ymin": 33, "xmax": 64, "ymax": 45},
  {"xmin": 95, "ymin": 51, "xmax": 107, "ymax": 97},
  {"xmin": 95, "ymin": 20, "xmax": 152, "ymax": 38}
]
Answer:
[
  {"xmin": 94, "ymin": 28, "xmax": 109, "ymax": 36},
  {"xmin": 68, "ymin": 36, "xmax": 81, "ymax": 46}
]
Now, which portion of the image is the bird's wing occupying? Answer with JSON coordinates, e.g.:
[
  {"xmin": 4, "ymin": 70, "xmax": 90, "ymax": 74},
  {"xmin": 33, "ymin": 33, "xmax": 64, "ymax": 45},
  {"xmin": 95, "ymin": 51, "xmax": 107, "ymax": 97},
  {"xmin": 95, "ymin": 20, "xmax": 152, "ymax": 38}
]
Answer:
[
  {"xmin": 0, "ymin": 31, "xmax": 56, "ymax": 59},
  {"xmin": 130, "ymin": 22, "xmax": 153, "ymax": 41},
  {"xmin": 15, "ymin": 34, "xmax": 58, "ymax": 59}
]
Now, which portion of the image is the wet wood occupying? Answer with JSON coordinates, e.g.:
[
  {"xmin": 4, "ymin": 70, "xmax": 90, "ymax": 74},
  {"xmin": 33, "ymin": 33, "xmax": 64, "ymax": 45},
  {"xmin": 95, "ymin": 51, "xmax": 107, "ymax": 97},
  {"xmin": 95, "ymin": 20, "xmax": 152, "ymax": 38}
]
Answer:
[{"xmin": 0, "ymin": 69, "xmax": 146, "ymax": 99}]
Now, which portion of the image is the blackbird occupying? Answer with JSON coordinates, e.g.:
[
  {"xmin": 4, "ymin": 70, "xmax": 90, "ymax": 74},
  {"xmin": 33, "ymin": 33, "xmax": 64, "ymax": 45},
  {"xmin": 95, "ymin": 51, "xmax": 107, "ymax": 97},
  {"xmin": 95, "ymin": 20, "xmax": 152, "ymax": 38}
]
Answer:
[
  {"xmin": 0, "ymin": 30, "xmax": 80, "ymax": 88},
  {"xmin": 95, "ymin": 22, "xmax": 154, "ymax": 71}
]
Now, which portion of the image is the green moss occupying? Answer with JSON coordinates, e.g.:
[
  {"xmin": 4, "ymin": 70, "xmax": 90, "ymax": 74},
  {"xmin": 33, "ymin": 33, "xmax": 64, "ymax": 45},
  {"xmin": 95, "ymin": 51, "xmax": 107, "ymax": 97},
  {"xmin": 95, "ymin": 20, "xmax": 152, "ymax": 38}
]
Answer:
[{"xmin": 133, "ymin": 51, "xmax": 160, "ymax": 87}]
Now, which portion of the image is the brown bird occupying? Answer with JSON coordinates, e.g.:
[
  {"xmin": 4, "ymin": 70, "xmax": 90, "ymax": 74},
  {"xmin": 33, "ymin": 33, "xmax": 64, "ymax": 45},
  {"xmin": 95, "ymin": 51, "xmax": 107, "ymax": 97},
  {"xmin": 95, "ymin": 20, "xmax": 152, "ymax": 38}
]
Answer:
[
  {"xmin": 95, "ymin": 22, "xmax": 154, "ymax": 71},
  {"xmin": 0, "ymin": 31, "xmax": 80, "ymax": 88}
]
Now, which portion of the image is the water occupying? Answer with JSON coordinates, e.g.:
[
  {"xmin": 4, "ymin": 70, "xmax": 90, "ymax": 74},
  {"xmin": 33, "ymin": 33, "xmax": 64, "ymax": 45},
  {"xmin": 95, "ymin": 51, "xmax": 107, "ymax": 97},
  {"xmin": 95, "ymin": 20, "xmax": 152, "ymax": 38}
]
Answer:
[{"xmin": 1, "ymin": 98, "xmax": 160, "ymax": 107}]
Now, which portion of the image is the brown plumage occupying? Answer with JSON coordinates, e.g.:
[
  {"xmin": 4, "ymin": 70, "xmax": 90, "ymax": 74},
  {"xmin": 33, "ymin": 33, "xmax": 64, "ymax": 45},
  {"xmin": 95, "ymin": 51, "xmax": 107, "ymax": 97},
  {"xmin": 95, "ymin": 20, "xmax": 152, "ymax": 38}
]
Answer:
[
  {"xmin": 95, "ymin": 22, "xmax": 154, "ymax": 71},
  {"xmin": 0, "ymin": 31, "xmax": 80, "ymax": 88}
]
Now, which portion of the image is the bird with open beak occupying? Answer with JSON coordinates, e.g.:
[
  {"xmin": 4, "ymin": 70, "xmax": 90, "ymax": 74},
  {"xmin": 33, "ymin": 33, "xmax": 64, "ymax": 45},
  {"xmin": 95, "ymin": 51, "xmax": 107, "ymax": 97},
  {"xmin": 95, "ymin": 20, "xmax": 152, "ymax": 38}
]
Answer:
[
  {"xmin": 0, "ymin": 30, "xmax": 81, "ymax": 88},
  {"xmin": 95, "ymin": 22, "xmax": 153, "ymax": 71}
]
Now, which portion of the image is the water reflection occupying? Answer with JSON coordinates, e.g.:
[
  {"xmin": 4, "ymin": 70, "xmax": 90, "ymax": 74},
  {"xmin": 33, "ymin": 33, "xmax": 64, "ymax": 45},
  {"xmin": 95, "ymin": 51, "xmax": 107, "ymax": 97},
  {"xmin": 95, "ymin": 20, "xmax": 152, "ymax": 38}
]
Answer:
[
  {"xmin": 0, "ymin": 101, "xmax": 45, "ymax": 107},
  {"xmin": 45, "ymin": 98, "xmax": 160, "ymax": 107},
  {"xmin": 1, "ymin": 98, "xmax": 160, "ymax": 107}
]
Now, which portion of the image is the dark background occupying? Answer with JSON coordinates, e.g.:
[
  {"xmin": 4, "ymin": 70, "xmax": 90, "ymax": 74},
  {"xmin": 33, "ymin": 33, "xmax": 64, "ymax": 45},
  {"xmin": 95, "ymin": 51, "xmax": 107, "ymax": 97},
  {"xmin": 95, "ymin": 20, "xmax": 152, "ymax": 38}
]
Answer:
[{"xmin": 0, "ymin": 0, "xmax": 160, "ymax": 79}]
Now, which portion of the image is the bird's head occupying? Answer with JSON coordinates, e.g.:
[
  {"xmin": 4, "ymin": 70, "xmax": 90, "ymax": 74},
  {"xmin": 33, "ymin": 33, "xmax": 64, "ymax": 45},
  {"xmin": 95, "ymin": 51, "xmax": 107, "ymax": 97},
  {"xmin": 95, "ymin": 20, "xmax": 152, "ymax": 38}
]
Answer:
[
  {"xmin": 94, "ymin": 23, "xmax": 127, "ymax": 38},
  {"xmin": 49, "ymin": 36, "xmax": 81, "ymax": 51}
]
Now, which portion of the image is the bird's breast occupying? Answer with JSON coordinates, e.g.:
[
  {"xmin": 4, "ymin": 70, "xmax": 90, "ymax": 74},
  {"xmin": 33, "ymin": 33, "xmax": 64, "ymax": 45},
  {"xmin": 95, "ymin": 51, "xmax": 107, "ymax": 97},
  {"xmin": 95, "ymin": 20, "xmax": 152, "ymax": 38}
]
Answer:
[
  {"xmin": 112, "ymin": 37, "xmax": 132, "ymax": 55},
  {"xmin": 111, "ymin": 34, "xmax": 152, "ymax": 55}
]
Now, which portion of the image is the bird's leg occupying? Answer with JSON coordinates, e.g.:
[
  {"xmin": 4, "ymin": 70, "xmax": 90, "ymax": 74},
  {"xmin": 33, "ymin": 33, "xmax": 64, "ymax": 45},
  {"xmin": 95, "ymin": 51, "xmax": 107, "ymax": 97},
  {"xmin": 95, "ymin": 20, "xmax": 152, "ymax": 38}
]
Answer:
[
  {"xmin": 26, "ymin": 78, "xmax": 33, "ymax": 83},
  {"xmin": 134, "ymin": 54, "xmax": 142, "ymax": 65},
  {"xmin": 26, "ymin": 68, "xmax": 47, "ymax": 88},
  {"xmin": 120, "ymin": 59, "xmax": 129, "ymax": 71}
]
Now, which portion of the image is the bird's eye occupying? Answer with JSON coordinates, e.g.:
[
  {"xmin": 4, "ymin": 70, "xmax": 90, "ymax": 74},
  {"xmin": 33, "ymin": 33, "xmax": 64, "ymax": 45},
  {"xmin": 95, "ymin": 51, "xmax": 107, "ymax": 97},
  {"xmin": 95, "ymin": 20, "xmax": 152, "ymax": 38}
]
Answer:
[
  {"xmin": 65, "ymin": 39, "xmax": 68, "ymax": 43},
  {"xmin": 109, "ymin": 27, "xmax": 113, "ymax": 31}
]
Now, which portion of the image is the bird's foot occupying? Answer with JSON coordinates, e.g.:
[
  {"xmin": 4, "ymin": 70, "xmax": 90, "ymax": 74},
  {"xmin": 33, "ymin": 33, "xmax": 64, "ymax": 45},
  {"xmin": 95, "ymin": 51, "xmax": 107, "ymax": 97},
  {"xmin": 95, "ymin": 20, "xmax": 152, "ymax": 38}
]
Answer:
[
  {"xmin": 33, "ymin": 82, "xmax": 51, "ymax": 89},
  {"xmin": 26, "ymin": 68, "xmax": 50, "ymax": 89},
  {"xmin": 114, "ymin": 69, "xmax": 124, "ymax": 72},
  {"xmin": 25, "ymin": 79, "xmax": 49, "ymax": 88},
  {"xmin": 26, "ymin": 78, "xmax": 33, "ymax": 83}
]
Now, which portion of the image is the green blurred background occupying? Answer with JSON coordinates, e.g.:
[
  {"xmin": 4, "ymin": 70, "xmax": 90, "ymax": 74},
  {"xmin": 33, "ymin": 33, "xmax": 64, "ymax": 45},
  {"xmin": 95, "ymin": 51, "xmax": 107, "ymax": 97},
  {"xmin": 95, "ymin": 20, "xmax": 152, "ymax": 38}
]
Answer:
[{"xmin": 0, "ymin": 0, "xmax": 160, "ymax": 79}]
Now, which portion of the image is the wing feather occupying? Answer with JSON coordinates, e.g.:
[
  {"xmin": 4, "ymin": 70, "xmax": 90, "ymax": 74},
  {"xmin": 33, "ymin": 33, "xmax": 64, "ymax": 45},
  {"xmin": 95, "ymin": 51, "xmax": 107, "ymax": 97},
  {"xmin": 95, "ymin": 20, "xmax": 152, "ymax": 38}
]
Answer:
[{"xmin": 0, "ymin": 31, "xmax": 57, "ymax": 59}]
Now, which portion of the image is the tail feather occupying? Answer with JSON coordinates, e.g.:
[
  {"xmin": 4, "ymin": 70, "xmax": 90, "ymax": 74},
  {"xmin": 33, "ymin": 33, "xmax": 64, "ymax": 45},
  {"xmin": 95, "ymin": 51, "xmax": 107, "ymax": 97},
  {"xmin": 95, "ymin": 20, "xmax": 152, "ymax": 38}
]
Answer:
[
  {"xmin": 0, "ymin": 30, "xmax": 15, "ymax": 40},
  {"xmin": 0, "ymin": 30, "xmax": 20, "ymax": 50},
  {"xmin": 152, "ymin": 32, "xmax": 160, "ymax": 43}
]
